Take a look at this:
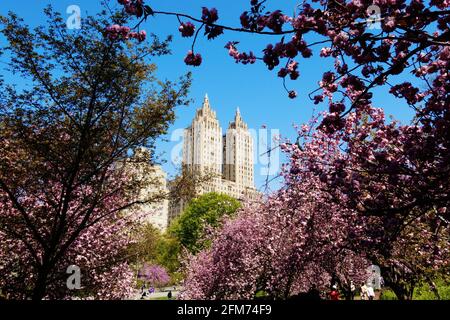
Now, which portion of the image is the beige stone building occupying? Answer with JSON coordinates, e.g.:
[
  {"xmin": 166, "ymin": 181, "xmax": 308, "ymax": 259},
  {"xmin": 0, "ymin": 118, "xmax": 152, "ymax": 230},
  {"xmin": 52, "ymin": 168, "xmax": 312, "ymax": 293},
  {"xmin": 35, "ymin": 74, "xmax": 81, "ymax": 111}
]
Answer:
[
  {"xmin": 169, "ymin": 94, "xmax": 258, "ymax": 221},
  {"xmin": 123, "ymin": 147, "xmax": 170, "ymax": 232}
]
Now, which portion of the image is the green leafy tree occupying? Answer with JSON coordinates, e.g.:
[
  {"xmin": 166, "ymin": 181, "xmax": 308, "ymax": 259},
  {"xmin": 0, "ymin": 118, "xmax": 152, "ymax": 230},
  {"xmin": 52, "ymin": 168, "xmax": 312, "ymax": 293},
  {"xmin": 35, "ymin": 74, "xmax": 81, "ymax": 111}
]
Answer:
[
  {"xmin": 126, "ymin": 222, "xmax": 181, "ymax": 285},
  {"xmin": 127, "ymin": 223, "xmax": 162, "ymax": 266},
  {"xmin": 156, "ymin": 234, "xmax": 182, "ymax": 275},
  {"xmin": 170, "ymin": 192, "xmax": 241, "ymax": 254}
]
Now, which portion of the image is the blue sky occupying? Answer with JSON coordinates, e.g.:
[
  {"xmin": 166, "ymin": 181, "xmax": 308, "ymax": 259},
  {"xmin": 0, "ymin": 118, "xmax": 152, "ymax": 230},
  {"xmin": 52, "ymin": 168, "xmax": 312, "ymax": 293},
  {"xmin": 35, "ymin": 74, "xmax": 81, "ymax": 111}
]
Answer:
[{"xmin": 0, "ymin": 0, "xmax": 416, "ymax": 191}]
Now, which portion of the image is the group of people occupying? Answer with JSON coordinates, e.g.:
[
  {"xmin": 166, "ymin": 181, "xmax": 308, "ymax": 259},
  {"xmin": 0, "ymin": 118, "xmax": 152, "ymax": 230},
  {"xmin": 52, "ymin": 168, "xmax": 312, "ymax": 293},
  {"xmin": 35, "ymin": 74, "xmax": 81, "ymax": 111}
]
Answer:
[
  {"xmin": 140, "ymin": 282, "xmax": 378, "ymax": 300},
  {"xmin": 329, "ymin": 282, "xmax": 377, "ymax": 300},
  {"xmin": 140, "ymin": 284, "xmax": 155, "ymax": 299},
  {"xmin": 140, "ymin": 285, "xmax": 176, "ymax": 300},
  {"xmin": 360, "ymin": 283, "xmax": 376, "ymax": 300}
]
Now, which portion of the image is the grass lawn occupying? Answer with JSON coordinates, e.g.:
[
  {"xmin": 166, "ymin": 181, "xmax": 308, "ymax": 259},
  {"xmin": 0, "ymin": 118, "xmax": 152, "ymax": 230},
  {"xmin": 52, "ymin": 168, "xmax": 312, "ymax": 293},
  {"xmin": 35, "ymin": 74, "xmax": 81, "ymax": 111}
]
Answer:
[{"xmin": 380, "ymin": 279, "xmax": 450, "ymax": 300}]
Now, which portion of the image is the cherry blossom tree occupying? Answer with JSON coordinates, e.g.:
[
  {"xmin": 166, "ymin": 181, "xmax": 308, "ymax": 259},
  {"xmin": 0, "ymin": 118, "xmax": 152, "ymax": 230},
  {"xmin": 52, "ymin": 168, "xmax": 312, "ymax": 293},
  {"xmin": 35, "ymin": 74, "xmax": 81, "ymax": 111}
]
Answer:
[
  {"xmin": 0, "ymin": 174, "xmax": 136, "ymax": 300},
  {"xmin": 138, "ymin": 263, "xmax": 170, "ymax": 288},
  {"xmin": 284, "ymin": 111, "xmax": 450, "ymax": 299},
  {"xmin": 0, "ymin": 7, "xmax": 190, "ymax": 299},
  {"xmin": 179, "ymin": 160, "xmax": 371, "ymax": 299}
]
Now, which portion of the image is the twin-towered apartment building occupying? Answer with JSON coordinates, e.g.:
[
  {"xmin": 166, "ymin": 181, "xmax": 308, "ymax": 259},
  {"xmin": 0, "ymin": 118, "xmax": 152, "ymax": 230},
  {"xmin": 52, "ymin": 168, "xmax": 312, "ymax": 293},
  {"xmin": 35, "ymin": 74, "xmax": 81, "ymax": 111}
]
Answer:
[
  {"xmin": 128, "ymin": 94, "xmax": 259, "ymax": 231},
  {"xmin": 182, "ymin": 95, "xmax": 256, "ymax": 195}
]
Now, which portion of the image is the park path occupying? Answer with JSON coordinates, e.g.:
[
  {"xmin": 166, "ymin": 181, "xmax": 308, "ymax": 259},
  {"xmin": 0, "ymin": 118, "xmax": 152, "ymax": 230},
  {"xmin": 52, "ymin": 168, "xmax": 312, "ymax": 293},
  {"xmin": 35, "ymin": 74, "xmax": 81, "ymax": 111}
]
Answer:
[{"xmin": 129, "ymin": 287, "xmax": 180, "ymax": 300}]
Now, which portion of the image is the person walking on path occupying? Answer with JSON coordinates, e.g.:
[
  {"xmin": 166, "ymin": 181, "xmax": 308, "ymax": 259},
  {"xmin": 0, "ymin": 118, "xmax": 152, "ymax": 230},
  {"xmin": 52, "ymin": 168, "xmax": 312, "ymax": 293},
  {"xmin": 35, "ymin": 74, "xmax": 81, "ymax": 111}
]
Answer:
[
  {"xmin": 350, "ymin": 281, "xmax": 356, "ymax": 300},
  {"xmin": 167, "ymin": 290, "xmax": 173, "ymax": 300},
  {"xmin": 330, "ymin": 285, "xmax": 340, "ymax": 300},
  {"xmin": 367, "ymin": 285, "xmax": 375, "ymax": 300},
  {"xmin": 360, "ymin": 283, "xmax": 368, "ymax": 300}
]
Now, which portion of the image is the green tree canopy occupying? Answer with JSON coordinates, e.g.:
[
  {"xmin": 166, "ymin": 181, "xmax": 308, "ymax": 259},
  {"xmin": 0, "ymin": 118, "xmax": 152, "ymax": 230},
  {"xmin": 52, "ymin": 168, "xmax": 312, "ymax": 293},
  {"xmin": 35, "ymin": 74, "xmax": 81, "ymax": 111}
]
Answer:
[
  {"xmin": 170, "ymin": 192, "xmax": 241, "ymax": 254},
  {"xmin": 127, "ymin": 222, "xmax": 181, "ymax": 280},
  {"xmin": 127, "ymin": 223, "xmax": 162, "ymax": 266}
]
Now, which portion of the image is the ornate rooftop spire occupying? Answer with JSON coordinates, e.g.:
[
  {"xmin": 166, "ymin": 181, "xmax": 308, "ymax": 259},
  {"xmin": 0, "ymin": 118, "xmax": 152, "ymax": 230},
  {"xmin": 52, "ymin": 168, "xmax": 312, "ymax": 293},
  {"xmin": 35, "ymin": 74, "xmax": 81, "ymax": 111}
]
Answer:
[
  {"xmin": 202, "ymin": 93, "xmax": 210, "ymax": 110},
  {"xmin": 194, "ymin": 93, "xmax": 217, "ymax": 120},
  {"xmin": 228, "ymin": 107, "xmax": 247, "ymax": 130},
  {"xmin": 235, "ymin": 107, "xmax": 242, "ymax": 122}
]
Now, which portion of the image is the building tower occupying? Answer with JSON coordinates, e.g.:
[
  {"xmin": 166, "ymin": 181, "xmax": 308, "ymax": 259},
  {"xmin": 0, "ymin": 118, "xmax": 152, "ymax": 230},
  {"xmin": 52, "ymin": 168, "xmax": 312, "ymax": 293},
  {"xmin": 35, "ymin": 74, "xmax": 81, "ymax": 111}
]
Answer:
[
  {"xmin": 223, "ymin": 108, "xmax": 254, "ymax": 188},
  {"xmin": 183, "ymin": 94, "xmax": 223, "ymax": 175},
  {"xmin": 170, "ymin": 95, "xmax": 259, "ymax": 222}
]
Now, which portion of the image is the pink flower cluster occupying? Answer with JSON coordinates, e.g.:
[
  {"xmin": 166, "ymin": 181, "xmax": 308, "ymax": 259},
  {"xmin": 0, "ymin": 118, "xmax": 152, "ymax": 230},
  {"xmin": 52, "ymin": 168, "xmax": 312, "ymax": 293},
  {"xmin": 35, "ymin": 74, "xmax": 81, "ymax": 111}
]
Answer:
[
  {"xmin": 278, "ymin": 60, "xmax": 299, "ymax": 80},
  {"xmin": 225, "ymin": 42, "xmax": 256, "ymax": 65},
  {"xmin": 118, "ymin": 0, "xmax": 145, "ymax": 18},
  {"xmin": 259, "ymin": 10, "xmax": 290, "ymax": 33},
  {"xmin": 288, "ymin": 90, "xmax": 298, "ymax": 99},
  {"xmin": 201, "ymin": 7, "xmax": 223, "ymax": 40},
  {"xmin": 240, "ymin": 9, "xmax": 290, "ymax": 33},
  {"xmin": 262, "ymin": 36, "xmax": 311, "ymax": 72},
  {"xmin": 105, "ymin": 24, "xmax": 146, "ymax": 42},
  {"xmin": 204, "ymin": 25, "xmax": 224, "ymax": 40},
  {"xmin": 389, "ymin": 82, "xmax": 422, "ymax": 105},
  {"xmin": 178, "ymin": 22, "xmax": 195, "ymax": 37},
  {"xmin": 239, "ymin": 12, "xmax": 252, "ymax": 29},
  {"xmin": 184, "ymin": 51, "xmax": 202, "ymax": 66},
  {"xmin": 201, "ymin": 7, "xmax": 219, "ymax": 24},
  {"xmin": 115, "ymin": 0, "xmax": 449, "ymax": 106}
]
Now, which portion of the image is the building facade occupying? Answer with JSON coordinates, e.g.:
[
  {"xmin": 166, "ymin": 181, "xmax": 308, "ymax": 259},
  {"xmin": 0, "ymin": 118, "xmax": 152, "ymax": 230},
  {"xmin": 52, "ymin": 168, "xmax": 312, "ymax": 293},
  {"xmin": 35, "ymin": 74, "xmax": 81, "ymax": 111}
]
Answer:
[
  {"xmin": 169, "ymin": 94, "xmax": 258, "ymax": 221},
  {"xmin": 124, "ymin": 147, "xmax": 170, "ymax": 232}
]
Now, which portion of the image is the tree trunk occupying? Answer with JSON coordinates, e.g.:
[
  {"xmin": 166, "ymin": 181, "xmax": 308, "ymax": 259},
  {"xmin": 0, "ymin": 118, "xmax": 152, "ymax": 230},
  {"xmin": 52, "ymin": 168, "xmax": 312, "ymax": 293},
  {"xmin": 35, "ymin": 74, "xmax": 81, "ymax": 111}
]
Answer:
[
  {"xmin": 390, "ymin": 286, "xmax": 407, "ymax": 300},
  {"xmin": 426, "ymin": 277, "xmax": 440, "ymax": 300},
  {"xmin": 390, "ymin": 282, "xmax": 414, "ymax": 300},
  {"xmin": 31, "ymin": 266, "xmax": 51, "ymax": 300},
  {"xmin": 335, "ymin": 278, "xmax": 352, "ymax": 300}
]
